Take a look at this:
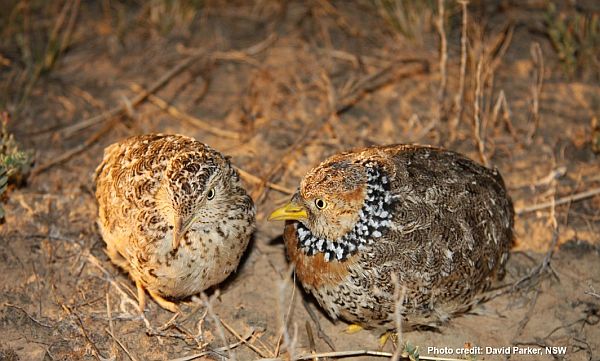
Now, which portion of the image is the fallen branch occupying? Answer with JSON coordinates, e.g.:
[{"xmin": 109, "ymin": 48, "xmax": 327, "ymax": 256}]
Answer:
[
  {"xmin": 61, "ymin": 49, "xmax": 208, "ymax": 138},
  {"xmin": 32, "ymin": 117, "xmax": 117, "ymax": 176},
  {"xmin": 257, "ymin": 59, "xmax": 428, "ymax": 204},
  {"xmin": 106, "ymin": 328, "xmax": 141, "ymax": 361},
  {"xmin": 255, "ymin": 350, "xmax": 466, "ymax": 361},
  {"xmin": 4, "ymin": 303, "xmax": 53, "ymax": 328},
  {"xmin": 60, "ymin": 34, "xmax": 276, "ymax": 138},
  {"xmin": 129, "ymin": 82, "xmax": 241, "ymax": 139},
  {"xmin": 219, "ymin": 317, "xmax": 271, "ymax": 358},
  {"xmin": 166, "ymin": 328, "xmax": 255, "ymax": 361},
  {"xmin": 234, "ymin": 166, "xmax": 295, "ymax": 195},
  {"xmin": 516, "ymin": 187, "xmax": 600, "ymax": 215}
]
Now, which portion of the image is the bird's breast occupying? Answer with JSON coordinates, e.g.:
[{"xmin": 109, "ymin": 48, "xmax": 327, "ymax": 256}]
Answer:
[{"xmin": 284, "ymin": 222, "xmax": 358, "ymax": 290}]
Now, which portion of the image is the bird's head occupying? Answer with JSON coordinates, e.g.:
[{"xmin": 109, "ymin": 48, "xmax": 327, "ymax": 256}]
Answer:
[
  {"xmin": 269, "ymin": 151, "xmax": 394, "ymax": 261},
  {"xmin": 157, "ymin": 149, "xmax": 233, "ymax": 250},
  {"xmin": 270, "ymin": 157, "xmax": 369, "ymax": 240}
]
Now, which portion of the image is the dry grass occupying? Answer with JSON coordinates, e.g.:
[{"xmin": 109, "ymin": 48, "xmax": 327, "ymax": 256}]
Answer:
[{"xmin": 0, "ymin": 0, "xmax": 599, "ymax": 360}]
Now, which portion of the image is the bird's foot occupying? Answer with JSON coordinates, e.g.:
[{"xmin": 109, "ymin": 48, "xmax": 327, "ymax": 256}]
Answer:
[
  {"xmin": 379, "ymin": 331, "xmax": 394, "ymax": 348},
  {"xmin": 136, "ymin": 280, "xmax": 146, "ymax": 313},
  {"xmin": 148, "ymin": 290, "xmax": 180, "ymax": 313},
  {"xmin": 345, "ymin": 324, "xmax": 363, "ymax": 334},
  {"xmin": 136, "ymin": 280, "xmax": 180, "ymax": 313}
]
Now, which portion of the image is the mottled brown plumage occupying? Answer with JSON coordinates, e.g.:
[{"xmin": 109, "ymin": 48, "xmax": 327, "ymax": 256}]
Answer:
[
  {"xmin": 95, "ymin": 134, "xmax": 255, "ymax": 312},
  {"xmin": 270, "ymin": 144, "xmax": 513, "ymax": 331}
]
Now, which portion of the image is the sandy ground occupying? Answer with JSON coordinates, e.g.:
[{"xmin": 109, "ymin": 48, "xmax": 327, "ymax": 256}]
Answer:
[{"xmin": 1, "ymin": 1, "xmax": 599, "ymax": 360}]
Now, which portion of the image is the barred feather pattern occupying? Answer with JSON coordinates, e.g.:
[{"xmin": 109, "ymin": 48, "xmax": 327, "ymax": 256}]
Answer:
[{"xmin": 283, "ymin": 145, "xmax": 514, "ymax": 331}]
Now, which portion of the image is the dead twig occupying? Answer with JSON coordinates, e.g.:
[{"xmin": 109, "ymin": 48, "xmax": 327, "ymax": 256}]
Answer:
[
  {"xmin": 166, "ymin": 328, "xmax": 255, "ymax": 361},
  {"xmin": 257, "ymin": 59, "xmax": 428, "ymax": 204},
  {"xmin": 256, "ymin": 350, "xmax": 466, "ymax": 360},
  {"xmin": 436, "ymin": 0, "xmax": 447, "ymax": 103},
  {"xmin": 129, "ymin": 82, "xmax": 241, "ymax": 139},
  {"xmin": 62, "ymin": 304, "xmax": 108, "ymax": 361},
  {"xmin": 516, "ymin": 187, "xmax": 600, "ymax": 215},
  {"xmin": 106, "ymin": 293, "xmax": 117, "ymax": 359},
  {"xmin": 336, "ymin": 59, "xmax": 428, "ymax": 115},
  {"xmin": 32, "ymin": 117, "xmax": 118, "ymax": 176},
  {"xmin": 201, "ymin": 292, "xmax": 236, "ymax": 361},
  {"xmin": 526, "ymin": 42, "xmax": 544, "ymax": 143},
  {"xmin": 276, "ymin": 269, "xmax": 298, "ymax": 358},
  {"xmin": 473, "ymin": 56, "xmax": 488, "ymax": 166},
  {"xmin": 490, "ymin": 90, "xmax": 517, "ymax": 140},
  {"xmin": 219, "ymin": 317, "xmax": 271, "ymax": 358},
  {"xmin": 450, "ymin": 0, "xmax": 469, "ymax": 142},
  {"xmin": 60, "ymin": 34, "xmax": 276, "ymax": 138},
  {"xmin": 61, "ymin": 49, "xmax": 208, "ymax": 138},
  {"xmin": 302, "ymin": 299, "xmax": 336, "ymax": 351},
  {"xmin": 105, "ymin": 328, "xmax": 140, "ymax": 361},
  {"xmin": 234, "ymin": 166, "xmax": 295, "ymax": 195},
  {"xmin": 4, "ymin": 303, "xmax": 53, "ymax": 328}
]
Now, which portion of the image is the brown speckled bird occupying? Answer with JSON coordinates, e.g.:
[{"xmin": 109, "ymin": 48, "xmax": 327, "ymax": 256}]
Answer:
[
  {"xmin": 269, "ymin": 144, "xmax": 513, "ymax": 331},
  {"xmin": 95, "ymin": 134, "xmax": 255, "ymax": 312}
]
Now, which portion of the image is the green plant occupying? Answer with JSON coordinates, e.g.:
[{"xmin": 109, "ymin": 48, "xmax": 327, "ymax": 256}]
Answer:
[
  {"xmin": 1, "ymin": 1, "xmax": 80, "ymax": 108},
  {"xmin": 146, "ymin": 0, "xmax": 203, "ymax": 35},
  {"xmin": 0, "ymin": 112, "xmax": 33, "ymax": 219},
  {"xmin": 401, "ymin": 340, "xmax": 420, "ymax": 361},
  {"xmin": 544, "ymin": 3, "xmax": 600, "ymax": 79},
  {"xmin": 373, "ymin": 0, "xmax": 435, "ymax": 42}
]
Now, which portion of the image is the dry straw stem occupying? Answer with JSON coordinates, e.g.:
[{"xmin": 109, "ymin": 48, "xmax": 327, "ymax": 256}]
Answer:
[
  {"xmin": 201, "ymin": 292, "xmax": 236, "ymax": 361},
  {"xmin": 105, "ymin": 293, "xmax": 117, "ymax": 359},
  {"xmin": 391, "ymin": 274, "xmax": 407, "ymax": 361},
  {"xmin": 490, "ymin": 90, "xmax": 517, "ymax": 140},
  {"xmin": 219, "ymin": 317, "xmax": 272, "ymax": 358},
  {"xmin": 275, "ymin": 270, "xmax": 298, "ymax": 359},
  {"xmin": 128, "ymin": 82, "xmax": 241, "ymax": 139},
  {"xmin": 32, "ymin": 117, "xmax": 118, "ymax": 176},
  {"xmin": 257, "ymin": 59, "xmax": 428, "ymax": 204},
  {"xmin": 105, "ymin": 327, "xmax": 141, "ymax": 361},
  {"xmin": 435, "ymin": 0, "xmax": 448, "ymax": 103},
  {"xmin": 60, "ymin": 33, "xmax": 277, "ymax": 138},
  {"xmin": 88, "ymin": 254, "xmax": 140, "ymax": 315},
  {"xmin": 510, "ymin": 198, "xmax": 559, "ymax": 350},
  {"xmin": 302, "ymin": 299, "xmax": 336, "ymax": 351},
  {"xmin": 256, "ymin": 351, "xmax": 466, "ymax": 360},
  {"xmin": 234, "ymin": 166, "xmax": 295, "ymax": 195},
  {"xmin": 431, "ymin": 0, "xmax": 447, "ymax": 134},
  {"xmin": 3, "ymin": 303, "xmax": 52, "ymax": 328},
  {"xmin": 526, "ymin": 42, "xmax": 544, "ymax": 143},
  {"xmin": 515, "ymin": 187, "xmax": 600, "ymax": 215},
  {"xmin": 473, "ymin": 56, "xmax": 488, "ymax": 166},
  {"xmin": 166, "ymin": 329, "xmax": 255, "ymax": 361},
  {"xmin": 20, "ymin": 0, "xmax": 81, "ymax": 107},
  {"xmin": 450, "ymin": 0, "xmax": 469, "ymax": 141}
]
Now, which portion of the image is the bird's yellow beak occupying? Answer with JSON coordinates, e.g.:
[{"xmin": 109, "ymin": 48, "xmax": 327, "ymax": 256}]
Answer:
[
  {"xmin": 172, "ymin": 216, "xmax": 194, "ymax": 250},
  {"xmin": 268, "ymin": 201, "xmax": 308, "ymax": 221}
]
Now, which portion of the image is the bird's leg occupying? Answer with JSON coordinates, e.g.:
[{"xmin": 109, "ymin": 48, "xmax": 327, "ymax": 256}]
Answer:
[
  {"xmin": 345, "ymin": 324, "xmax": 363, "ymax": 334},
  {"xmin": 378, "ymin": 332, "xmax": 394, "ymax": 348},
  {"xmin": 148, "ymin": 290, "xmax": 180, "ymax": 313},
  {"xmin": 136, "ymin": 280, "xmax": 146, "ymax": 313}
]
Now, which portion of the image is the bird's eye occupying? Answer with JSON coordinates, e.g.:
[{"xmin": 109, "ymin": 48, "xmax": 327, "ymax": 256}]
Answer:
[
  {"xmin": 207, "ymin": 188, "xmax": 215, "ymax": 200},
  {"xmin": 315, "ymin": 198, "xmax": 327, "ymax": 210}
]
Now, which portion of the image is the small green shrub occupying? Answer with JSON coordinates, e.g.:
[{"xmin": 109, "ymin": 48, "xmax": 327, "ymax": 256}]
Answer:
[
  {"xmin": 0, "ymin": 112, "xmax": 33, "ymax": 219},
  {"xmin": 544, "ymin": 3, "xmax": 600, "ymax": 79}
]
